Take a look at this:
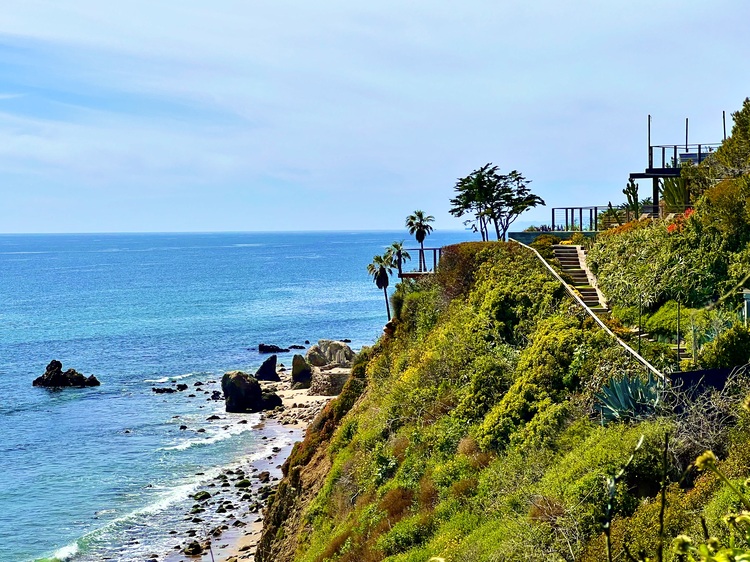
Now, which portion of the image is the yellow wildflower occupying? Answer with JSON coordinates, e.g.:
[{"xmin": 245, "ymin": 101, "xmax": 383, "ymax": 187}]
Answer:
[
  {"xmin": 672, "ymin": 535, "xmax": 693, "ymax": 554},
  {"xmin": 695, "ymin": 450, "xmax": 717, "ymax": 471}
]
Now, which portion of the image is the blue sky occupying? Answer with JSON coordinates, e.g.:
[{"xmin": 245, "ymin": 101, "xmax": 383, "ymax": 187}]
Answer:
[{"xmin": 0, "ymin": 0, "xmax": 748, "ymax": 233}]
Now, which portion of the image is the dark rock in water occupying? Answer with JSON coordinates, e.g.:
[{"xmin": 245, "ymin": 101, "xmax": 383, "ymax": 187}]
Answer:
[
  {"xmin": 183, "ymin": 540, "xmax": 203, "ymax": 555},
  {"xmin": 291, "ymin": 355, "xmax": 312, "ymax": 389},
  {"xmin": 210, "ymin": 390, "xmax": 222, "ymax": 401},
  {"xmin": 32, "ymin": 360, "xmax": 101, "ymax": 388},
  {"xmin": 194, "ymin": 381, "xmax": 203, "ymax": 387},
  {"xmin": 258, "ymin": 343, "xmax": 289, "ymax": 353},
  {"xmin": 180, "ymin": 425, "xmax": 188, "ymax": 430},
  {"xmin": 304, "ymin": 340, "xmax": 310, "ymax": 344},
  {"xmin": 152, "ymin": 387, "xmax": 177, "ymax": 394},
  {"xmin": 222, "ymin": 371, "xmax": 284, "ymax": 413},
  {"xmin": 222, "ymin": 371, "xmax": 263, "ymax": 413},
  {"xmin": 206, "ymin": 415, "xmax": 221, "ymax": 421},
  {"xmin": 176, "ymin": 384, "xmax": 188, "ymax": 391},
  {"xmin": 289, "ymin": 344, "xmax": 305, "ymax": 350},
  {"xmin": 254, "ymin": 355, "xmax": 281, "ymax": 382},
  {"xmin": 341, "ymin": 339, "xmax": 352, "ymax": 343},
  {"xmin": 257, "ymin": 471, "xmax": 271, "ymax": 483}
]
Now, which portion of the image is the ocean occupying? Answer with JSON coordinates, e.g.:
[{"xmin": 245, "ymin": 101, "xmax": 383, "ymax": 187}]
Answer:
[{"xmin": 0, "ymin": 230, "xmax": 472, "ymax": 562}]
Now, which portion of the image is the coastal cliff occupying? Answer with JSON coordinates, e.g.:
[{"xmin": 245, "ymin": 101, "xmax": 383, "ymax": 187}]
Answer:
[{"xmin": 255, "ymin": 117, "xmax": 750, "ymax": 560}]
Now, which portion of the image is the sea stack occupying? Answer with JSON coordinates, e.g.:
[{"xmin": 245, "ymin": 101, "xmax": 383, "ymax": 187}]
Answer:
[{"xmin": 32, "ymin": 360, "xmax": 101, "ymax": 388}]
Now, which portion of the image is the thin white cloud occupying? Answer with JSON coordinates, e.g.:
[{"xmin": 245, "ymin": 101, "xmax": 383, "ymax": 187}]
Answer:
[{"xmin": 0, "ymin": 0, "xmax": 748, "ymax": 232}]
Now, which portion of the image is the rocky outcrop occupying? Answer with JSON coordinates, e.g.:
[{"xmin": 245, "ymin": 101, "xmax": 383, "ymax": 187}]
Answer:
[
  {"xmin": 309, "ymin": 367, "xmax": 351, "ymax": 396},
  {"xmin": 222, "ymin": 371, "xmax": 282, "ymax": 413},
  {"xmin": 259, "ymin": 343, "xmax": 289, "ymax": 354},
  {"xmin": 305, "ymin": 340, "xmax": 355, "ymax": 367},
  {"xmin": 32, "ymin": 360, "xmax": 101, "ymax": 388},
  {"xmin": 255, "ymin": 355, "xmax": 281, "ymax": 382},
  {"xmin": 291, "ymin": 355, "xmax": 312, "ymax": 390}
]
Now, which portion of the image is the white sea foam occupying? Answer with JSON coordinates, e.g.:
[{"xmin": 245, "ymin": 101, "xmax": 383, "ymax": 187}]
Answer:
[
  {"xmin": 163, "ymin": 416, "xmax": 259, "ymax": 451},
  {"xmin": 143, "ymin": 372, "xmax": 197, "ymax": 383},
  {"xmin": 53, "ymin": 541, "xmax": 79, "ymax": 560}
]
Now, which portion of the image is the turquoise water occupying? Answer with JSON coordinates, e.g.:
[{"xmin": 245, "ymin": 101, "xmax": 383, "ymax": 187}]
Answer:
[{"xmin": 0, "ymin": 231, "xmax": 471, "ymax": 561}]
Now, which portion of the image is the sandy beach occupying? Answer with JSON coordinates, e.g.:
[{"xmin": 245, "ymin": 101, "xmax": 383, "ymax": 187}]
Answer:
[{"xmin": 161, "ymin": 367, "xmax": 341, "ymax": 562}]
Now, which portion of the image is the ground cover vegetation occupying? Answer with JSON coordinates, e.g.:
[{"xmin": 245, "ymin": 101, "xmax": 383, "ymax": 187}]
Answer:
[{"xmin": 258, "ymin": 99, "xmax": 750, "ymax": 562}]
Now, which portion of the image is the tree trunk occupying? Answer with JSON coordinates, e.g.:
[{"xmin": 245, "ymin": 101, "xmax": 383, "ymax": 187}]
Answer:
[
  {"xmin": 383, "ymin": 287, "xmax": 391, "ymax": 320},
  {"xmin": 419, "ymin": 241, "xmax": 425, "ymax": 271}
]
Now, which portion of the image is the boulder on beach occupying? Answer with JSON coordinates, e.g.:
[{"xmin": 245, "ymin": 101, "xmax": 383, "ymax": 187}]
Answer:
[
  {"xmin": 291, "ymin": 355, "xmax": 312, "ymax": 389},
  {"xmin": 255, "ymin": 355, "xmax": 281, "ymax": 382},
  {"xmin": 222, "ymin": 371, "xmax": 283, "ymax": 413},
  {"xmin": 305, "ymin": 340, "xmax": 355, "ymax": 367},
  {"xmin": 309, "ymin": 367, "xmax": 351, "ymax": 396},
  {"xmin": 32, "ymin": 360, "xmax": 101, "ymax": 388},
  {"xmin": 258, "ymin": 343, "xmax": 289, "ymax": 354}
]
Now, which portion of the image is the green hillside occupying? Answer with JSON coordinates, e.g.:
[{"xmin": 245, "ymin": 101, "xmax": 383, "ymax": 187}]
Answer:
[{"xmin": 256, "ymin": 98, "xmax": 750, "ymax": 562}]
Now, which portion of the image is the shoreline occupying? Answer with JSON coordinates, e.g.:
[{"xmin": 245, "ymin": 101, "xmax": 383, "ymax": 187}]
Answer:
[{"xmin": 161, "ymin": 369, "xmax": 336, "ymax": 562}]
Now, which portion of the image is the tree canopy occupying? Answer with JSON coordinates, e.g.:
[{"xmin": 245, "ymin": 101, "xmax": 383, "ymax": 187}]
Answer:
[{"xmin": 449, "ymin": 163, "xmax": 544, "ymax": 241}]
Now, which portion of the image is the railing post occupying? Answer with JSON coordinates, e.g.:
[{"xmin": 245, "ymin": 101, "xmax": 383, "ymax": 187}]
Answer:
[{"xmin": 432, "ymin": 249, "xmax": 437, "ymax": 271}]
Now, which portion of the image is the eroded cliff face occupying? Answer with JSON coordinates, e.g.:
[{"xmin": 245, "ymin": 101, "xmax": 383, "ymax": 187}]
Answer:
[
  {"xmin": 256, "ymin": 441, "xmax": 332, "ymax": 561},
  {"xmin": 256, "ymin": 367, "xmax": 369, "ymax": 562}
]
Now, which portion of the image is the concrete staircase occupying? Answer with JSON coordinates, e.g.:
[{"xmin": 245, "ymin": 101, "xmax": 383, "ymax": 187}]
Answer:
[{"xmin": 552, "ymin": 244, "xmax": 608, "ymax": 313}]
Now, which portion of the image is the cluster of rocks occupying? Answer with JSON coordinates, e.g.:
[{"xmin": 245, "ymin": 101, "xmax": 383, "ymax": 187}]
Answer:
[
  {"xmin": 174, "ymin": 460, "xmax": 283, "ymax": 559},
  {"xmin": 221, "ymin": 372, "xmax": 283, "ymax": 413},
  {"xmin": 32, "ymin": 360, "xmax": 100, "ymax": 388},
  {"xmin": 151, "ymin": 380, "xmax": 222, "ymax": 401}
]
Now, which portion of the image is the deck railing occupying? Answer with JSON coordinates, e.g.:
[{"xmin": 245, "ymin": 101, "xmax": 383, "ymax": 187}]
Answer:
[
  {"xmin": 648, "ymin": 143, "xmax": 721, "ymax": 170},
  {"xmin": 396, "ymin": 248, "xmax": 442, "ymax": 278},
  {"xmin": 551, "ymin": 204, "xmax": 693, "ymax": 231}
]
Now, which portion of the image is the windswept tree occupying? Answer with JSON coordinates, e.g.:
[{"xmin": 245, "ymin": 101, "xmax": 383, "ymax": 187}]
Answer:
[
  {"xmin": 367, "ymin": 253, "xmax": 394, "ymax": 320},
  {"xmin": 450, "ymin": 164, "xmax": 545, "ymax": 241},
  {"xmin": 405, "ymin": 210, "xmax": 434, "ymax": 271}
]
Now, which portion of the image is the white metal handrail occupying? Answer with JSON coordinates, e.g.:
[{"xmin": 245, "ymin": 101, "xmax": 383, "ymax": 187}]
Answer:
[{"xmin": 509, "ymin": 238, "xmax": 666, "ymax": 382}]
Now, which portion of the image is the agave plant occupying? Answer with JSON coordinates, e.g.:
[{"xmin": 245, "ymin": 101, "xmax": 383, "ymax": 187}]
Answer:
[{"xmin": 595, "ymin": 373, "xmax": 663, "ymax": 424}]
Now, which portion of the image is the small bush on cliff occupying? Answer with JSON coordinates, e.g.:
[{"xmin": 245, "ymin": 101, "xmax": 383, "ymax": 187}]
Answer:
[{"xmin": 698, "ymin": 324, "xmax": 750, "ymax": 368}]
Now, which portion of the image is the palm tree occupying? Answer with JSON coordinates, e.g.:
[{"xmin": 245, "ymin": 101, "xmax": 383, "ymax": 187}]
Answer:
[
  {"xmin": 405, "ymin": 210, "xmax": 435, "ymax": 271},
  {"xmin": 386, "ymin": 240, "xmax": 411, "ymax": 275},
  {"xmin": 367, "ymin": 253, "xmax": 394, "ymax": 320}
]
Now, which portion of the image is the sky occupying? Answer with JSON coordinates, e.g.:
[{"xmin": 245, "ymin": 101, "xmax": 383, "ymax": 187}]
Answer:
[{"xmin": 0, "ymin": 0, "xmax": 748, "ymax": 233}]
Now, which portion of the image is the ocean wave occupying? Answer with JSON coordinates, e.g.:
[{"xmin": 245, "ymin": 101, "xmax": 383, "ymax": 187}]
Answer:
[
  {"xmin": 162, "ymin": 416, "xmax": 260, "ymax": 451},
  {"xmin": 52, "ymin": 541, "xmax": 79, "ymax": 560},
  {"xmin": 38, "ymin": 422, "xmax": 293, "ymax": 561},
  {"xmin": 143, "ymin": 372, "xmax": 198, "ymax": 384}
]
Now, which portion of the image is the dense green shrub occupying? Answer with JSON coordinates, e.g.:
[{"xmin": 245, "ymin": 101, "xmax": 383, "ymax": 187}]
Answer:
[
  {"xmin": 529, "ymin": 234, "xmax": 561, "ymax": 259},
  {"xmin": 475, "ymin": 313, "xmax": 585, "ymax": 451},
  {"xmin": 434, "ymin": 242, "xmax": 499, "ymax": 299},
  {"xmin": 699, "ymin": 324, "xmax": 750, "ymax": 368}
]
